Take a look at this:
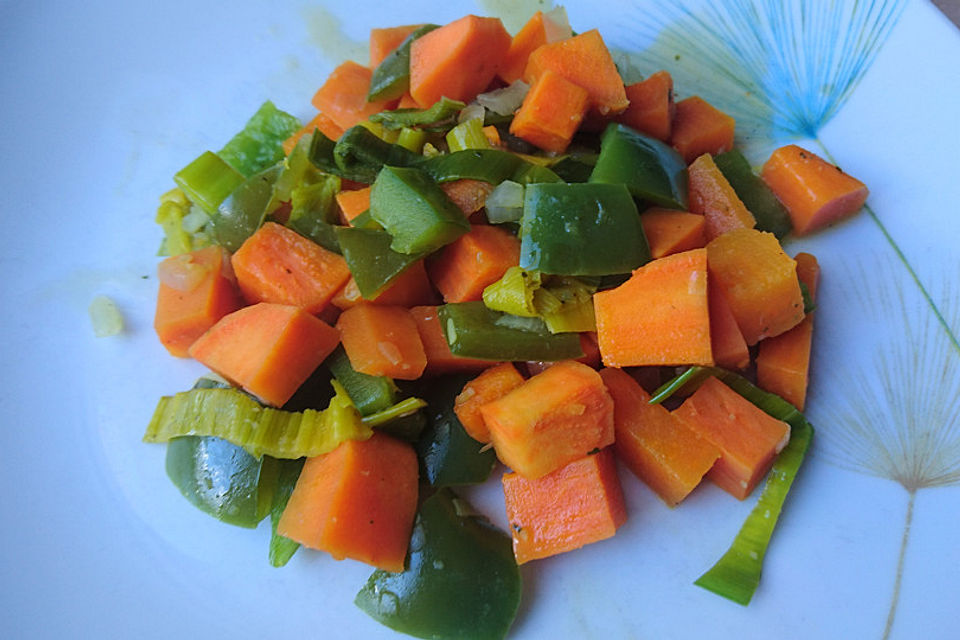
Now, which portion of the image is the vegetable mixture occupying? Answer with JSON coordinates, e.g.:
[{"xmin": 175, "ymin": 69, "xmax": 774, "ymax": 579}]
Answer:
[{"xmin": 146, "ymin": 8, "xmax": 869, "ymax": 639}]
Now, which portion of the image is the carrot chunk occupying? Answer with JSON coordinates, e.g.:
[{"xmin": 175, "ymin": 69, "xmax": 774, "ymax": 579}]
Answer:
[
  {"xmin": 480, "ymin": 360, "xmax": 614, "ymax": 479},
  {"xmin": 409, "ymin": 15, "xmax": 512, "ymax": 106},
  {"xmin": 409, "ymin": 305, "xmax": 497, "ymax": 376},
  {"xmin": 639, "ymin": 208, "xmax": 706, "ymax": 259},
  {"xmin": 312, "ymin": 61, "xmax": 394, "ymax": 131},
  {"xmin": 498, "ymin": 11, "xmax": 565, "ymax": 84},
  {"xmin": 369, "ymin": 24, "xmax": 422, "ymax": 68},
  {"xmin": 154, "ymin": 246, "xmax": 242, "ymax": 358},
  {"xmin": 502, "ymin": 447, "xmax": 626, "ymax": 564},
  {"xmin": 332, "ymin": 260, "xmax": 437, "ymax": 310},
  {"xmin": 708, "ymin": 278, "xmax": 750, "ymax": 370},
  {"xmin": 509, "ymin": 69, "xmax": 589, "ymax": 153},
  {"xmin": 706, "ymin": 228, "xmax": 804, "ymax": 345},
  {"xmin": 231, "ymin": 222, "xmax": 351, "ymax": 315},
  {"xmin": 594, "ymin": 249, "xmax": 713, "ymax": 367},
  {"xmin": 336, "ymin": 304, "xmax": 427, "ymax": 380},
  {"xmin": 616, "ymin": 71, "xmax": 675, "ymax": 141},
  {"xmin": 599, "ymin": 368, "xmax": 720, "ymax": 506},
  {"xmin": 523, "ymin": 29, "xmax": 628, "ymax": 116},
  {"xmin": 282, "ymin": 112, "xmax": 344, "ymax": 155},
  {"xmin": 673, "ymin": 376, "xmax": 791, "ymax": 499},
  {"xmin": 188, "ymin": 302, "xmax": 341, "ymax": 407},
  {"xmin": 335, "ymin": 186, "xmax": 372, "ymax": 225},
  {"xmin": 428, "ymin": 225, "xmax": 521, "ymax": 303},
  {"xmin": 756, "ymin": 252, "xmax": 820, "ymax": 410},
  {"xmin": 760, "ymin": 144, "xmax": 869, "ymax": 235},
  {"xmin": 454, "ymin": 363, "xmax": 526, "ymax": 443},
  {"xmin": 687, "ymin": 153, "xmax": 756, "ymax": 241},
  {"xmin": 277, "ymin": 433, "xmax": 418, "ymax": 572},
  {"xmin": 670, "ymin": 96, "xmax": 735, "ymax": 163}
]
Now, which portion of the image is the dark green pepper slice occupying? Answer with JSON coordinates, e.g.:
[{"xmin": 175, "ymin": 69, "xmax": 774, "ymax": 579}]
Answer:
[
  {"xmin": 519, "ymin": 182, "xmax": 650, "ymax": 275},
  {"xmin": 268, "ymin": 457, "xmax": 304, "ymax": 567},
  {"xmin": 417, "ymin": 148, "xmax": 524, "ymax": 184},
  {"xmin": 334, "ymin": 126, "xmax": 421, "ymax": 184},
  {"xmin": 355, "ymin": 489, "xmax": 521, "ymax": 640},
  {"xmin": 370, "ymin": 165, "xmax": 470, "ymax": 254},
  {"xmin": 335, "ymin": 226, "xmax": 426, "ymax": 299},
  {"xmin": 327, "ymin": 345, "xmax": 398, "ymax": 415},
  {"xmin": 438, "ymin": 301, "xmax": 583, "ymax": 361},
  {"xmin": 209, "ymin": 164, "xmax": 280, "ymax": 252},
  {"xmin": 286, "ymin": 173, "xmax": 342, "ymax": 253},
  {"xmin": 218, "ymin": 100, "xmax": 301, "ymax": 178},
  {"xmin": 165, "ymin": 435, "xmax": 278, "ymax": 528},
  {"xmin": 589, "ymin": 122, "xmax": 688, "ymax": 209},
  {"xmin": 371, "ymin": 97, "xmax": 465, "ymax": 132},
  {"xmin": 415, "ymin": 374, "xmax": 496, "ymax": 487},
  {"xmin": 713, "ymin": 149, "xmax": 792, "ymax": 239},
  {"xmin": 368, "ymin": 24, "xmax": 440, "ymax": 102}
]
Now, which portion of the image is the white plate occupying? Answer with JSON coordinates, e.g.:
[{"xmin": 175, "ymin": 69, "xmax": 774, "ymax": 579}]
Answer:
[{"xmin": 2, "ymin": 1, "xmax": 959, "ymax": 638}]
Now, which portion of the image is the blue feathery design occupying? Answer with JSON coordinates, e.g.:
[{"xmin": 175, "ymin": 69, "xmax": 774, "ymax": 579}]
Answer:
[{"xmin": 613, "ymin": 0, "xmax": 907, "ymax": 143}]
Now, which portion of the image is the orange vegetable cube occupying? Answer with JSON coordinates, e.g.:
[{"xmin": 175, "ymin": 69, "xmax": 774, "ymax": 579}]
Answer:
[
  {"xmin": 336, "ymin": 304, "xmax": 427, "ymax": 380},
  {"xmin": 706, "ymin": 228, "xmax": 804, "ymax": 345},
  {"xmin": 594, "ymin": 249, "xmax": 713, "ymax": 367},
  {"xmin": 599, "ymin": 368, "xmax": 720, "ymax": 506},
  {"xmin": 332, "ymin": 260, "xmax": 437, "ymax": 310},
  {"xmin": 277, "ymin": 433, "xmax": 418, "ymax": 572},
  {"xmin": 335, "ymin": 186, "xmax": 371, "ymax": 225},
  {"xmin": 154, "ymin": 246, "xmax": 242, "ymax": 358},
  {"xmin": 480, "ymin": 360, "xmax": 614, "ymax": 479},
  {"xmin": 231, "ymin": 222, "xmax": 352, "ymax": 315},
  {"xmin": 761, "ymin": 144, "xmax": 869, "ymax": 235},
  {"xmin": 409, "ymin": 15, "xmax": 512, "ymax": 106},
  {"xmin": 502, "ymin": 447, "xmax": 626, "ymax": 564},
  {"xmin": 188, "ymin": 302, "xmax": 341, "ymax": 407},
  {"xmin": 523, "ymin": 29, "xmax": 628, "ymax": 116},
  {"xmin": 509, "ymin": 69, "xmax": 589, "ymax": 153},
  {"xmin": 428, "ymin": 224, "xmax": 521, "ymax": 303},
  {"xmin": 369, "ymin": 24, "xmax": 422, "ymax": 68},
  {"xmin": 756, "ymin": 252, "xmax": 820, "ymax": 410},
  {"xmin": 498, "ymin": 10, "xmax": 567, "ymax": 84},
  {"xmin": 687, "ymin": 153, "xmax": 756, "ymax": 241},
  {"xmin": 673, "ymin": 377, "xmax": 791, "ymax": 499},
  {"xmin": 616, "ymin": 70, "xmax": 675, "ymax": 141},
  {"xmin": 708, "ymin": 278, "xmax": 750, "ymax": 370},
  {"xmin": 670, "ymin": 96, "xmax": 735, "ymax": 163},
  {"xmin": 639, "ymin": 208, "xmax": 706, "ymax": 259},
  {"xmin": 312, "ymin": 61, "xmax": 394, "ymax": 131},
  {"xmin": 454, "ymin": 363, "xmax": 526, "ymax": 443}
]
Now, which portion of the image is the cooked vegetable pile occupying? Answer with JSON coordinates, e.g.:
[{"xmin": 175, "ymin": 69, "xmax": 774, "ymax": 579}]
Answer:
[{"xmin": 146, "ymin": 8, "xmax": 870, "ymax": 639}]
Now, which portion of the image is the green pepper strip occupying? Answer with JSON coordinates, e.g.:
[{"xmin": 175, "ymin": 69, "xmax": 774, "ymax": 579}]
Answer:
[
  {"xmin": 651, "ymin": 366, "xmax": 814, "ymax": 605},
  {"xmin": 714, "ymin": 149, "xmax": 792, "ymax": 239},
  {"xmin": 335, "ymin": 226, "xmax": 426, "ymax": 299},
  {"xmin": 369, "ymin": 96, "xmax": 464, "ymax": 131},
  {"xmin": 218, "ymin": 100, "xmax": 301, "ymax": 178},
  {"xmin": 268, "ymin": 457, "xmax": 304, "ymax": 567}
]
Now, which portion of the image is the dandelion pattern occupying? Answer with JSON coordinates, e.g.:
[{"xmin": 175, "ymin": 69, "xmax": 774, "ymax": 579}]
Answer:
[{"xmin": 609, "ymin": 0, "xmax": 957, "ymax": 637}]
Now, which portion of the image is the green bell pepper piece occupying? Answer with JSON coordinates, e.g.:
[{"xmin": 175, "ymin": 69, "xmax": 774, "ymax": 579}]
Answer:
[
  {"xmin": 165, "ymin": 435, "xmax": 278, "ymax": 528},
  {"xmin": 415, "ymin": 374, "xmax": 497, "ymax": 487},
  {"xmin": 174, "ymin": 151, "xmax": 245, "ymax": 216},
  {"xmin": 218, "ymin": 100, "xmax": 301, "ymax": 178},
  {"xmin": 370, "ymin": 97, "xmax": 465, "ymax": 132},
  {"xmin": 355, "ymin": 489, "xmax": 521, "ymax": 640},
  {"xmin": 438, "ymin": 301, "xmax": 583, "ymax": 361},
  {"xmin": 370, "ymin": 165, "xmax": 470, "ymax": 254},
  {"xmin": 335, "ymin": 226, "xmax": 426, "ymax": 299},
  {"xmin": 209, "ymin": 164, "xmax": 280, "ymax": 252},
  {"xmin": 549, "ymin": 154, "xmax": 597, "ymax": 182},
  {"xmin": 713, "ymin": 149, "xmax": 793, "ymax": 239},
  {"xmin": 327, "ymin": 345, "xmax": 398, "ymax": 415},
  {"xmin": 417, "ymin": 148, "xmax": 523, "ymax": 184},
  {"xmin": 334, "ymin": 126, "xmax": 421, "ymax": 184},
  {"xmin": 519, "ymin": 182, "xmax": 650, "ymax": 275},
  {"xmin": 286, "ymin": 172, "xmax": 342, "ymax": 253},
  {"xmin": 367, "ymin": 24, "xmax": 440, "ymax": 102},
  {"xmin": 268, "ymin": 457, "xmax": 304, "ymax": 567},
  {"xmin": 589, "ymin": 123, "xmax": 688, "ymax": 209}
]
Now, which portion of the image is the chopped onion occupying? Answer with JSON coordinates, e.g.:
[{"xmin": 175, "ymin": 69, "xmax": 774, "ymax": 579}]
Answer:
[
  {"xmin": 484, "ymin": 180, "xmax": 525, "ymax": 224},
  {"xmin": 476, "ymin": 81, "xmax": 530, "ymax": 116},
  {"xmin": 457, "ymin": 103, "xmax": 486, "ymax": 124},
  {"xmin": 543, "ymin": 7, "xmax": 573, "ymax": 42},
  {"xmin": 157, "ymin": 253, "xmax": 210, "ymax": 292},
  {"xmin": 89, "ymin": 295, "xmax": 124, "ymax": 337},
  {"xmin": 180, "ymin": 205, "xmax": 209, "ymax": 233}
]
